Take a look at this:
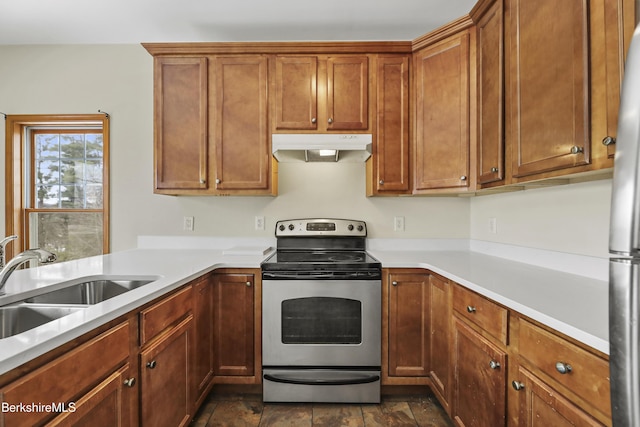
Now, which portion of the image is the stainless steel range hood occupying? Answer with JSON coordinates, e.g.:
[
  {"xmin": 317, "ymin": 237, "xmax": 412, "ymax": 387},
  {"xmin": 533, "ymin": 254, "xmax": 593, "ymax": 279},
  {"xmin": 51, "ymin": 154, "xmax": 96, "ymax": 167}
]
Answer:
[{"xmin": 272, "ymin": 134, "xmax": 372, "ymax": 162}]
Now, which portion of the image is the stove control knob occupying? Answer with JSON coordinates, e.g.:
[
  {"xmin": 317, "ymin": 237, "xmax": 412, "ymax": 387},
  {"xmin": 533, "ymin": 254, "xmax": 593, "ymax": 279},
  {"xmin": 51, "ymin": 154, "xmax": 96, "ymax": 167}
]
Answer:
[
  {"xmin": 288, "ymin": 224, "xmax": 295, "ymax": 231},
  {"xmin": 357, "ymin": 225, "xmax": 364, "ymax": 232},
  {"xmin": 278, "ymin": 224, "xmax": 285, "ymax": 231},
  {"xmin": 348, "ymin": 224, "xmax": 354, "ymax": 231}
]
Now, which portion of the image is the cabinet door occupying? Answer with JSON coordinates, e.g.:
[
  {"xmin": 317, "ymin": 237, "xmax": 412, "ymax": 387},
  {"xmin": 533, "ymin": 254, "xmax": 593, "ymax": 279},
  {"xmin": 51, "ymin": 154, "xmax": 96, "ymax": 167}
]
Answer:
[
  {"xmin": 387, "ymin": 272, "xmax": 430, "ymax": 377},
  {"xmin": 212, "ymin": 273, "xmax": 255, "ymax": 376},
  {"xmin": 508, "ymin": 0, "xmax": 590, "ymax": 177},
  {"xmin": 46, "ymin": 365, "xmax": 134, "ymax": 427},
  {"xmin": 512, "ymin": 367, "xmax": 603, "ymax": 426},
  {"xmin": 453, "ymin": 318, "xmax": 507, "ymax": 427},
  {"xmin": 140, "ymin": 316, "xmax": 194, "ymax": 427},
  {"xmin": 326, "ymin": 56, "xmax": 369, "ymax": 130},
  {"xmin": 154, "ymin": 57, "xmax": 208, "ymax": 191},
  {"xmin": 193, "ymin": 275, "xmax": 214, "ymax": 407},
  {"xmin": 477, "ymin": 0, "xmax": 504, "ymax": 184},
  {"xmin": 211, "ymin": 56, "xmax": 271, "ymax": 192},
  {"xmin": 274, "ymin": 56, "xmax": 318, "ymax": 130},
  {"xmin": 371, "ymin": 55, "xmax": 411, "ymax": 194},
  {"xmin": 429, "ymin": 275, "xmax": 451, "ymax": 413},
  {"xmin": 414, "ymin": 32, "xmax": 470, "ymax": 191}
]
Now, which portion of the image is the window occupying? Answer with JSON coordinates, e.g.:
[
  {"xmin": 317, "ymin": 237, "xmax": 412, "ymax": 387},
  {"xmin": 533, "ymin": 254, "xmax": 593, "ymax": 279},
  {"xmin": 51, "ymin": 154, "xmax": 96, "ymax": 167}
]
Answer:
[{"xmin": 5, "ymin": 115, "xmax": 109, "ymax": 262}]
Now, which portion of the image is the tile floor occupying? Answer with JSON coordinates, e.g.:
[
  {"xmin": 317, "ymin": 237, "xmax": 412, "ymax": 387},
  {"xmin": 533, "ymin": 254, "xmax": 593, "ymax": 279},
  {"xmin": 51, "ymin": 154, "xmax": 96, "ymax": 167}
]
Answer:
[{"xmin": 191, "ymin": 388, "xmax": 454, "ymax": 427}]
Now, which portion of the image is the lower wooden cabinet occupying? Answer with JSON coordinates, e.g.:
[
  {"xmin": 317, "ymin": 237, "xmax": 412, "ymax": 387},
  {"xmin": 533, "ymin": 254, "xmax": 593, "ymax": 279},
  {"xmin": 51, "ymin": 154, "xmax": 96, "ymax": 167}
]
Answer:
[
  {"xmin": 193, "ymin": 274, "xmax": 215, "ymax": 407},
  {"xmin": 429, "ymin": 274, "xmax": 451, "ymax": 413},
  {"xmin": 453, "ymin": 318, "xmax": 507, "ymax": 427}
]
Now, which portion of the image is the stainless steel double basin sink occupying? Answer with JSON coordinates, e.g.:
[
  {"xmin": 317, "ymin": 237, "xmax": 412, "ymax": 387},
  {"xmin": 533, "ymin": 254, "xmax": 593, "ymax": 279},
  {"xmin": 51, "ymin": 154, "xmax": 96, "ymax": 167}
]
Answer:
[{"xmin": 0, "ymin": 277, "xmax": 157, "ymax": 339}]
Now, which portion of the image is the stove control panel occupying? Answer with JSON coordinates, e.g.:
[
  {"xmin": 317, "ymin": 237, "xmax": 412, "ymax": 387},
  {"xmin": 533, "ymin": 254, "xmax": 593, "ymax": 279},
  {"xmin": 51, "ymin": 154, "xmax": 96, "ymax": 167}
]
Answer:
[{"xmin": 275, "ymin": 218, "xmax": 367, "ymax": 237}]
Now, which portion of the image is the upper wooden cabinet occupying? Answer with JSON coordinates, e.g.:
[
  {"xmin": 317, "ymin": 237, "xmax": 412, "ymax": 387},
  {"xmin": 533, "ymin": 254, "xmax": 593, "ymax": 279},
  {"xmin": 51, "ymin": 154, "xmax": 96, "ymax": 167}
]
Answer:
[
  {"xmin": 413, "ymin": 30, "xmax": 474, "ymax": 193},
  {"xmin": 367, "ymin": 55, "xmax": 411, "ymax": 195},
  {"xmin": 273, "ymin": 55, "xmax": 370, "ymax": 132}
]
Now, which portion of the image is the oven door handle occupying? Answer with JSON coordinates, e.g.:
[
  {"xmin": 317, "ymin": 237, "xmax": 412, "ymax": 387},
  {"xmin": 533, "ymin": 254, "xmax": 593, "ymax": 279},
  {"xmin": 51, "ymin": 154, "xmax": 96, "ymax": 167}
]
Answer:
[{"xmin": 263, "ymin": 373, "xmax": 380, "ymax": 386}]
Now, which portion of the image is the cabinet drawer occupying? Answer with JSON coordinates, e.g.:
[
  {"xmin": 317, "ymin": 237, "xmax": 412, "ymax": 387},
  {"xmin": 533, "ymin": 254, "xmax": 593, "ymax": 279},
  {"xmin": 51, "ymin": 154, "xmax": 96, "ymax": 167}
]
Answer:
[
  {"xmin": 140, "ymin": 285, "xmax": 193, "ymax": 346},
  {"xmin": 453, "ymin": 285, "xmax": 508, "ymax": 344},
  {"xmin": 518, "ymin": 319, "xmax": 610, "ymax": 417},
  {"xmin": 1, "ymin": 322, "xmax": 130, "ymax": 426}
]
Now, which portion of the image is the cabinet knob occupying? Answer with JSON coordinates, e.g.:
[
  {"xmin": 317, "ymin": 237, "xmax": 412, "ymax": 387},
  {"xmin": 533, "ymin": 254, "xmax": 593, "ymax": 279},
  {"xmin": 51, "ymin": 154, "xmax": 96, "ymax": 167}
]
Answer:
[
  {"xmin": 491, "ymin": 167, "xmax": 499, "ymax": 173},
  {"xmin": 511, "ymin": 381, "xmax": 525, "ymax": 391},
  {"xmin": 146, "ymin": 360, "xmax": 157, "ymax": 369},
  {"xmin": 246, "ymin": 281, "xmax": 252, "ymax": 287},
  {"xmin": 570, "ymin": 146, "xmax": 584, "ymax": 154},
  {"xmin": 466, "ymin": 306, "xmax": 476, "ymax": 313},
  {"xmin": 602, "ymin": 136, "xmax": 616, "ymax": 146},
  {"xmin": 123, "ymin": 377, "xmax": 136, "ymax": 388},
  {"xmin": 311, "ymin": 117, "xmax": 317, "ymax": 124},
  {"xmin": 379, "ymin": 180, "xmax": 384, "ymax": 185},
  {"xmin": 328, "ymin": 117, "xmax": 333, "ymax": 124},
  {"xmin": 392, "ymin": 281, "xmax": 398, "ymax": 286},
  {"xmin": 200, "ymin": 179, "xmax": 206, "ymax": 184},
  {"xmin": 215, "ymin": 178, "xmax": 221, "ymax": 184},
  {"xmin": 460, "ymin": 175, "xmax": 467, "ymax": 181},
  {"xmin": 489, "ymin": 360, "xmax": 501, "ymax": 370},
  {"xmin": 555, "ymin": 362, "xmax": 572, "ymax": 374}
]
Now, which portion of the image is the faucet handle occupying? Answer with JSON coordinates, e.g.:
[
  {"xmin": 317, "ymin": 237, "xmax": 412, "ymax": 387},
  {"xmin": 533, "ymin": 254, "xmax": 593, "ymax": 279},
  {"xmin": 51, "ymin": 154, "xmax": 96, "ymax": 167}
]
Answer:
[{"xmin": 29, "ymin": 249, "xmax": 57, "ymax": 264}]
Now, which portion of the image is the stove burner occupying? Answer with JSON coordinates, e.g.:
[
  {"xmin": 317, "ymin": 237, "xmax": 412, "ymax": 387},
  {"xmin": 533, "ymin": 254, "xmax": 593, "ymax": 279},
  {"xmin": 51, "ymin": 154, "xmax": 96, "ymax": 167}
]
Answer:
[{"xmin": 328, "ymin": 254, "xmax": 365, "ymax": 262}]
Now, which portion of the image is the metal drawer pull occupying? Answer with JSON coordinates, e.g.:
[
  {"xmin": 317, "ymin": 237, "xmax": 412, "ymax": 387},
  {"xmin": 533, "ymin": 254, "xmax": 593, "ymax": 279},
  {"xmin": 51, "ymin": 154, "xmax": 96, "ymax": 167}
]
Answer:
[
  {"xmin": 512, "ymin": 381, "xmax": 525, "ymax": 391},
  {"xmin": 466, "ymin": 306, "xmax": 476, "ymax": 313},
  {"xmin": 392, "ymin": 281, "xmax": 398, "ymax": 286},
  {"xmin": 123, "ymin": 377, "xmax": 136, "ymax": 387},
  {"xmin": 328, "ymin": 118, "xmax": 333, "ymax": 124},
  {"xmin": 489, "ymin": 360, "xmax": 501, "ymax": 370},
  {"xmin": 491, "ymin": 167, "xmax": 499, "ymax": 173},
  {"xmin": 146, "ymin": 360, "xmax": 157, "ymax": 369},
  {"xmin": 602, "ymin": 136, "xmax": 616, "ymax": 146},
  {"xmin": 570, "ymin": 146, "xmax": 584, "ymax": 154},
  {"xmin": 555, "ymin": 362, "xmax": 572, "ymax": 374},
  {"xmin": 311, "ymin": 117, "xmax": 317, "ymax": 124},
  {"xmin": 246, "ymin": 281, "xmax": 252, "ymax": 287}
]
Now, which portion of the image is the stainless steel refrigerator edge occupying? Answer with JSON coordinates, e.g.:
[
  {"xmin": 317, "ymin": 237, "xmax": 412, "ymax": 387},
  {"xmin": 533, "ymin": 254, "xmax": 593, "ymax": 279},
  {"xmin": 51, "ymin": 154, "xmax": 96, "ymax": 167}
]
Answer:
[{"xmin": 609, "ymin": 22, "xmax": 640, "ymax": 427}]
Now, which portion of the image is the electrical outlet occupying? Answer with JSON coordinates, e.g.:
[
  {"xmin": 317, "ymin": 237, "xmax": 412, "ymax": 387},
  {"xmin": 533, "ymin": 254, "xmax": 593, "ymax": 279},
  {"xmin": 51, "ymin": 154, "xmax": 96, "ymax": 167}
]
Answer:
[
  {"xmin": 393, "ymin": 216, "xmax": 405, "ymax": 232},
  {"xmin": 255, "ymin": 216, "xmax": 265, "ymax": 230},
  {"xmin": 183, "ymin": 216, "xmax": 194, "ymax": 231},
  {"xmin": 488, "ymin": 217, "xmax": 497, "ymax": 234}
]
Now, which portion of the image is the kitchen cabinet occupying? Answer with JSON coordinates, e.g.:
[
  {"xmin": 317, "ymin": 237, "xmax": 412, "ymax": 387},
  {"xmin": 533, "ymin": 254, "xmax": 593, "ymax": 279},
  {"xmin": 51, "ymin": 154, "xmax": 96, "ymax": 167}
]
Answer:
[
  {"xmin": 383, "ymin": 270, "xmax": 430, "ymax": 383},
  {"xmin": 153, "ymin": 57, "xmax": 208, "ymax": 191},
  {"xmin": 139, "ymin": 285, "xmax": 194, "ymax": 427},
  {"xmin": 475, "ymin": 0, "xmax": 504, "ymax": 185},
  {"xmin": 212, "ymin": 270, "xmax": 262, "ymax": 383},
  {"xmin": 193, "ymin": 273, "xmax": 214, "ymax": 407},
  {"xmin": 273, "ymin": 55, "xmax": 369, "ymax": 131},
  {"xmin": 510, "ymin": 316, "xmax": 611, "ymax": 426},
  {"xmin": 367, "ymin": 54, "xmax": 411, "ymax": 195},
  {"xmin": 414, "ymin": 30, "xmax": 473, "ymax": 192},
  {"xmin": 0, "ymin": 321, "xmax": 134, "ymax": 426},
  {"xmin": 429, "ymin": 273, "xmax": 452, "ymax": 414},
  {"xmin": 452, "ymin": 284, "xmax": 508, "ymax": 427}
]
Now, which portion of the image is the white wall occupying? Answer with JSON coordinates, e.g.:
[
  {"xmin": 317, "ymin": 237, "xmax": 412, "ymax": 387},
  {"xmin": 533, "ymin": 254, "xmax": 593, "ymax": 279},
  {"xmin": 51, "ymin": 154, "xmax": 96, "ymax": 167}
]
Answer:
[{"xmin": 0, "ymin": 44, "xmax": 470, "ymax": 251}]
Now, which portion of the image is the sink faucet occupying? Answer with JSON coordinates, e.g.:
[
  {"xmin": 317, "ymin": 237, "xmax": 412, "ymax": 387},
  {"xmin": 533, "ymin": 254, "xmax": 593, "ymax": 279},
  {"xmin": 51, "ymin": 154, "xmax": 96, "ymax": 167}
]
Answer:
[
  {"xmin": 0, "ymin": 235, "xmax": 18, "ymax": 269},
  {"xmin": 0, "ymin": 249, "xmax": 57, "ymax": 295}
]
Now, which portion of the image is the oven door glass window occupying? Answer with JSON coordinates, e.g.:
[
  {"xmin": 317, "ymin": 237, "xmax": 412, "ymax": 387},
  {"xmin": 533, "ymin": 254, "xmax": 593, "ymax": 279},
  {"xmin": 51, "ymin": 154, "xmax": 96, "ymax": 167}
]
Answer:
[{"xmin": 281, "ymin": 297, "xmax": 361, "ymax": 344}]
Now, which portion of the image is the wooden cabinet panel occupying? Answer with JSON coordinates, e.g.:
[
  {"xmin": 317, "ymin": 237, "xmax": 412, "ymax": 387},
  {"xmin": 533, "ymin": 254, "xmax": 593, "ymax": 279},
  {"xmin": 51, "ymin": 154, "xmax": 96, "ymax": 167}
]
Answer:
[
  {"xmin": 211, "ymin": 56, "xmax": 271, "ymax": 192},
  {"xmin": 193, "ymin": 275, "xmax": 214, "ymax": 407},
  {"xmin": 140, "ymin": 316, "xmax": 194, "ymax": 427},
  {"xmin": 1, "ymin": 322, "xmax": 130, "ymax": 426},
  {"xmin": 513, "ymin": 366, "xmax": 603, "ymax": 427},
  {"xmin": 274, "ymin": 56, "xmax": 318, "ymax": 130},
  {"xmin": 453, "ymin": 284, "xmax": 508, "ymax": 345},
  {"xmin": 477, "ymin": 0, "xmax": 504, "ymax": 184},
  {"xmin": 507, "ymin": 0, "xmax": 590, "ymax": 177},
  {"xmin": 140, "ymin": 285, "xmax": 193, "ymax": 346},
  {"xmin": 414, "ymin": 32, "xmax": 471, "ymax": 191},
  {"xmin": 518, "ymin": 319, "xmax": 610, "ymax": 418},
  {"xmin": 370, "ymin": 55, "xmax": 411, "ymax": 195},
  {"xmin": 327, "ymin": 56, "xmax": 369, "ymax": 130},
  {"xmin": 387, "ymin": 272, "xmax": 430, "ymax": 377},
  {"xmin": 212, "ymin": 273, "xmax": 255, "ymax": 377},
  {"xmin": 154, "ymin": 57, "xmax": 208, "ymax": 191},
  {"xmin": 429, "ymin": 274, "xmax": 451, "ymax": 413},
  {"xmin": 453, "ymin": 318, "xmax": 507, "ymax": 427}
]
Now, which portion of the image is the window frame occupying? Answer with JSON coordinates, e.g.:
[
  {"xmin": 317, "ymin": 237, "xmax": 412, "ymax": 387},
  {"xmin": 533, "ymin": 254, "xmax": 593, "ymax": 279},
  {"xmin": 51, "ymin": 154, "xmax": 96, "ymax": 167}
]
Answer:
[{"xmin": 4, "ymin": 114, "xmax": 110, "ymax": 260}]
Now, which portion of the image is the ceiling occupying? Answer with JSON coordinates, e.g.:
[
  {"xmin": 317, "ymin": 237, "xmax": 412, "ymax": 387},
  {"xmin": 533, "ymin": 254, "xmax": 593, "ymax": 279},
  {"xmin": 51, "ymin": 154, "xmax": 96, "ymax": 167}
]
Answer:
[{"xmin": 0, "ymin": 0, "xmax": 477, "ymax": 45}]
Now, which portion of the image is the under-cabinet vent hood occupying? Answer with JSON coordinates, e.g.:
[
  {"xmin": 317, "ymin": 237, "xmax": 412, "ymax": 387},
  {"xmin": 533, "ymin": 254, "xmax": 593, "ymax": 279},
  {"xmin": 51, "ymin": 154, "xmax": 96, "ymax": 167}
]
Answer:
[{"xmin": 272, "ymin": 134, "xmax": 372, "ymax": 162}]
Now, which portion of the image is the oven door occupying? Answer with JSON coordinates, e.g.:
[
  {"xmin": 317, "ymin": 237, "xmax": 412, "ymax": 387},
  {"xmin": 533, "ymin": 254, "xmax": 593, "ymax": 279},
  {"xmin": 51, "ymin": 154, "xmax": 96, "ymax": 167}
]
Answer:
[{"xmin": 262, "ymin": 279, "xmax": 381, "ymax": 367}]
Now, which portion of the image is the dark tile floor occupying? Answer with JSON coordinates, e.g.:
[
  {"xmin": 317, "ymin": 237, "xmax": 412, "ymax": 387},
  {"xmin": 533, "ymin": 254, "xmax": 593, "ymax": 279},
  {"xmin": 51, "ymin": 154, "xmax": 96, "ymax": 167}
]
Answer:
[{"xmin": 191, "ymin": 388, "xmax": 454, "ymax": 427}]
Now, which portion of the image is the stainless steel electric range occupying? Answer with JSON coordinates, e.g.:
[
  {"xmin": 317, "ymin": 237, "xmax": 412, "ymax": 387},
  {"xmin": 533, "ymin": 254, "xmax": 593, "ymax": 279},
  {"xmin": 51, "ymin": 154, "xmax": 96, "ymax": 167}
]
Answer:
[{"xmin": 261, "ymin": 218, "xmax": 382, "ymax": 403}]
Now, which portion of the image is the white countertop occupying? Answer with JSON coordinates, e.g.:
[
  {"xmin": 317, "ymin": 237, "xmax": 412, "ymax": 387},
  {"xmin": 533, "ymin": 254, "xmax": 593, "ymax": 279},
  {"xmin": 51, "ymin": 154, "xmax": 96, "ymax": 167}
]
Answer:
[{"xmin": 0, "ymin": 237, "xmax": 609, "ymax": 377}]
